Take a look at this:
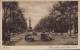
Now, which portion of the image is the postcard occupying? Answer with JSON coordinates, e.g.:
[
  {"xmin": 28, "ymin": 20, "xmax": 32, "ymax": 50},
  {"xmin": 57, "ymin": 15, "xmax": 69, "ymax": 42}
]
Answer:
[{"xmin": 1, "ymin": 0, "xmax": 80, "ymax": 50}]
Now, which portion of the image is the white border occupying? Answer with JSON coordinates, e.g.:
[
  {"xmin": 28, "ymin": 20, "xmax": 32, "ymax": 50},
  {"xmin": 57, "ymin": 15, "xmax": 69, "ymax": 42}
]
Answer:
[{"xmin": 1, "ymin": 0, "xmax": 80, "ymax": 50}]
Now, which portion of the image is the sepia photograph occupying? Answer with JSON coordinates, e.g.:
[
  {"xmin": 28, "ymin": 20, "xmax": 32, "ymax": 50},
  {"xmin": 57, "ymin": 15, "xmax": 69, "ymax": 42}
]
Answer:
[{"xmin": 2, "ymin": 1, "xmax": 78, "ymax": 46}]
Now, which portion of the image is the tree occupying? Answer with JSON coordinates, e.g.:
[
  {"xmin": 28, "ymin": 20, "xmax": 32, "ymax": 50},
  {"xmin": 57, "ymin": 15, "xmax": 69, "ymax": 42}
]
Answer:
[
  {"xmin": 34, "ymin": 1, "xmax": 78, "ymax": 34},
  {"xmin": 53, "ymin": 1, "xmax": 78, "ymax": 35},
  {"xmin": 2, "ymin": 2, "xmax": 27, "ymax": 43}
]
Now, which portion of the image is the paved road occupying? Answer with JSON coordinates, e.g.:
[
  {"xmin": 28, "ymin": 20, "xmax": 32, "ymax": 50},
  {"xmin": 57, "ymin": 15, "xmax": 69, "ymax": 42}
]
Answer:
[{"xmin": 11, "ymin": 32, "xmax": 78, "ymax": 45}]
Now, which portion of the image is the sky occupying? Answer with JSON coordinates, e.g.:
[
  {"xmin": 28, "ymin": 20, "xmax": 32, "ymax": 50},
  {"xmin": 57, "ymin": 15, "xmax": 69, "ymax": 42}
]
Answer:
[{"xmin": 18, "ymin": 1, "xmax": 57, "ymax": 29}]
